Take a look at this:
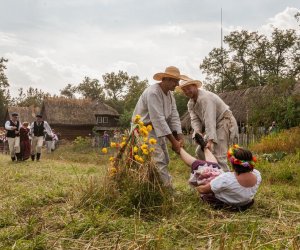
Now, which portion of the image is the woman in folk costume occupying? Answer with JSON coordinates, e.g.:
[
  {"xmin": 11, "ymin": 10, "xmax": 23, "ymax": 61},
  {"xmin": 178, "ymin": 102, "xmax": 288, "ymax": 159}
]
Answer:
[
  {"xmin": 180, "ymin": 136, "xmax": 261, "ymax": 211},
  {"xmin": 30, "ymin": 114, "xmax": 52, "ymax": 161},
  {"xmin": 20, "ymin": 122, "xmax": 31, "ymax": 161}
]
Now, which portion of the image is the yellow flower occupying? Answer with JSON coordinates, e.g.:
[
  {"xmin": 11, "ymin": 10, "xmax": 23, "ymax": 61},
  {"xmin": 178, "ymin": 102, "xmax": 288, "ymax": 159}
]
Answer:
[
  {"xmin": 120, "ymin": 141, "xmax": 126, "ymax": 148},
  {"xmin": 142, "ymin": 149, "xmax": 149, "ymax": 155},
  {"xmin": 149, "ymin": 147, "xmax": 155, "ymax": 152},
  {"xmin": 141, "ymin": 144, "xmax": 148, "ymax": 150},
  {"xmin": 143, "ymin": 137, "xmax": 148, "ymax": 142},
  {"xmin": 146, "ymin": 125, "xmax": 152, "ymax": 131},
  {"xmin": 133, "ymin": 146, "xmax": 139, "ymax": 153},
  {"xmin": 138, "ymin": 121, "xmax": 144, "ymax": 126},
  {"xmin": 138, "ymin": 157, "xmax": 144, "ymax": 163},
  {"xmin": 109, "ymin": 167, "xmax": 117, "ymax": 177},
  {"xmin": 110, "ymin": 142, "xmax": 116, "ymax": 148},
  {"xmin": 134, "ymin": 114, "xmax": 141, "ymax": 124},
  {"xmin": 134, "ymin": 155, "xmax": 140, "ymax": 161},
  {"xmin": 109, "ymin": 156, "xmax": 115, "ymax": 161},
  {"xmin": 140, "ymin": 127, "xmax": 148, "ymax": 137},
  {"xmin": 122, "ymin": 137, "xmax": 127, "ymax": 141},
  {"xmin": 101, "ymin": 148, "xmax": 108, "ymax": 154},
  {"xmin": 149, "ymin": 138, "xmax": 157, "ymax": 145}
]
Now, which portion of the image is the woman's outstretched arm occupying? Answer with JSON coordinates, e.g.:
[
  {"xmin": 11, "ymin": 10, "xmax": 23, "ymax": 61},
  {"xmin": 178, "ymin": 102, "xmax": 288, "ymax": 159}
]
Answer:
[{"xmin": 179, "ymin": 148, "xmax": 197, "ymax": 166}]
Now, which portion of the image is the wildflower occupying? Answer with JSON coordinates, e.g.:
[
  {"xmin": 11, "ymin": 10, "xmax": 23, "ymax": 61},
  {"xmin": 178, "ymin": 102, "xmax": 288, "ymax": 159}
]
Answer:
[
  {"xmin": 139, "ymin": 121, "xmax": 144, "ymax": 126},
  {"xmin": 122, "ymin": 137, "xmax": 127, "ymax": 141},
  {"xmin": 120, "ymin": 141, "xmax": 126, "ymax": 148},
  {"xmin": 142, "ymin": 149, "xmax": 149, "ymax": 155},
  {"xmin": 138, "ymin": 156, "xmax": 144, "ymax": 163},
  {"xmin": 109, "ymin": 167, "xmax": 117, "ymax": 177},
  {"xmin": 133, "ymin": 146, "xmax": 139, "ymax": 153},
  {"xmin": 146, "ymin": 125, "xmax": 152, "ymax": 131},
  {"xmin": 149, "ymin": 138, "xmax": 157, "ymax": 145},
  {"xmin": 143, "ymin": 137, "xmax": 148, "ymax": 142},
  {"xmin": 109, "ymin": 156, "xmax": 115, "ymax": 162},
  {"xmin": 134, "ymin": 155, "xmax": 140, "ymax": 161},
  {"xmin": 134, "ymin": 114, "xmax": 141, "ymax": 124},
  {"xmin": 101, "ymin": 148, "xmax": 108, "ymax": 154},
  {"xmin": 149, "ymin": 147, "xmax": 155, "ymax": 152},
  {"xmin": 110, "ymin": 142, "xmax": 116, "ymax": 147},
  {"xmin": 140, "ymin": 127, "xmax": 149, "ymax": 137},
  {"xmin": 141, "ymin": 144, "xmax": 148, "ymax": 150}
]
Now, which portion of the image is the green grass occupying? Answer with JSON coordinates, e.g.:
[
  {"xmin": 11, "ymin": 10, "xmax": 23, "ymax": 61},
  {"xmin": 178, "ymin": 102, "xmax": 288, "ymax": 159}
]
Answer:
[{"xmin": 0, "ymin": 140, "xmax": 299, "ymax": 249}]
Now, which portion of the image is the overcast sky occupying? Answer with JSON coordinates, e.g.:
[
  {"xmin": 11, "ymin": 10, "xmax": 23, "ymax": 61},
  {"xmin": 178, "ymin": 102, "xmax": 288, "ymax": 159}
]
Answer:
[{"xmin": 0, "ymin": 0, "xmax": 299, "ymax": 97}]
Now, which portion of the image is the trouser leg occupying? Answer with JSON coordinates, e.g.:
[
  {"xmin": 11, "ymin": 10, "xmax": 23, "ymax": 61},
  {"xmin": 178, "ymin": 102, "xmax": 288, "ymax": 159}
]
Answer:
[{"xmin": 7, "ymin": 137, "xmax": 16, "ymax": 158}]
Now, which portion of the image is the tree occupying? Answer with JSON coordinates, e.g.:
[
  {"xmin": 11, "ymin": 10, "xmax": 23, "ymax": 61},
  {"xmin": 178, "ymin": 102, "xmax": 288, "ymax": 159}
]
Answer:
[
  {"xmin": 0, "ymin": 58, "xmax": 10, "ymax": 123},
  {"xmin": 13, "ymin": 87, "xmax": 51, "ymax": 107},
  {"xmin": 200, "ymin": 27, "xmax": 300, "ymax": 92},
  {"xmin": 173, "ymin": 92, "xmax": 189, "ymax": 117},
  {"xmin": 59, "ymin": 84, "xmax": 77, "ymax": 98},
  {"xmin": 77, "ymin": 77, "xmax": 105, "ymax": 101}
]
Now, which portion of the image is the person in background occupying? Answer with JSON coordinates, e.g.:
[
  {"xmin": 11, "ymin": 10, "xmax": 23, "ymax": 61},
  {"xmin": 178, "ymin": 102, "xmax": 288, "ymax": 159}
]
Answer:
[
  {"xmin": 30, "ymin": 114, "xmax": 52, "ymax": 161},
  {"xmin": 177, "ymin": 78, "xmax": 238, "ymax": 172},
  {"xmin": 268, "ymin": 121, "xmax": 278, "ymax": 134},
  {"xmin": 19, "ymin": 122, "xmax": 31, "ymax": 161},
  {"xmin": 45, "ymin": 131, "xmax": 53, "ymax": 154},
  {"xmin": 5, "ymin": 112, "xmax": 21, "ymax": 161},
  {"xmin": 102, "ymin": 131, "xmax": 110, "ymax": 148}
]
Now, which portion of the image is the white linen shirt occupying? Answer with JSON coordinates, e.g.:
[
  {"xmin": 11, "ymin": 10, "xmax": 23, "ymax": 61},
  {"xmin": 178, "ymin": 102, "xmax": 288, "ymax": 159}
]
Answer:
[
  {"xmin": 210, "ymin": 169, "xmax": 262, "ymax": 206},
  {"xmin": 187, "ymin": 89, "xmax": 229, "ymax": 143},
  {"xmin": 132, "ymin": 83, "xmax": 182, "ymax": 138}
]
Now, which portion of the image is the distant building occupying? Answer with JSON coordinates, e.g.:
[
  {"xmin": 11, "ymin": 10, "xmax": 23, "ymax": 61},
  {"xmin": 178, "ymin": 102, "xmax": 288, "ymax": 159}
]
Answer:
[
  {"xmin": 40, "ymin": 97, "xmax": 119, "ymax": 140},
  {"xmin": 4, "ymin": 106, "xmax": 37, "ymax": 125}
]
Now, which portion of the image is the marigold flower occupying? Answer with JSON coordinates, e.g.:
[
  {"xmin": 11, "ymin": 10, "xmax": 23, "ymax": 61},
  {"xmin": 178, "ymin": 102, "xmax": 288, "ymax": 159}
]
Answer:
[
  {"xmin": 109, "ymin": 156, "xmax": 115, "ymax": 161},
  {"xmin": 133, "ymin": 146, "xmax": 139, "ymax": 153},
  {"xmin": 141, "ymin": 144, "xmax": 148, "ymax": 150},
  {"xmin": 120, "ymin": 141, "xmax": 126, "ymax": 148},
  {"xmin": 138, "ymin": 157, "xmax": 144, "ymax": 163},
  {"xmin": 149, "ymin": 138, "xmax": 157, "ymax": 145},
  {"xmin": 143, "ymin": 137, "xmax": 148, "ymax": 142},
  {"xmin": 110, "ymin": 142, "xmax": 116, "ymax": 147},
  {"xmin": 149, "ymin": 147, "xmax": 155, "ymax": 152},
  {"xmin": 142, "ymin": 149, "xmax": 149, "ymax": 155},
  {"xmin": 138, "ymin": 121, "xmax": 144, "ymax": 126},
  {"xmin": 146, "ymin": 125, "xmax": 152, "ymax": 131},
  {"xmin": 134, "ymin": 114, "xmax": 141, "ymax": 124},
  {"xmin": 134, "ymin": 155, "xmax": 140, "ymax": 161},
  {"xmin": 122, "ymin": 137, "xmax": 127, "ymax": 141},
  {"xmin": 101, "ymin": 148, "xmax": 108, "ymax": 154}
]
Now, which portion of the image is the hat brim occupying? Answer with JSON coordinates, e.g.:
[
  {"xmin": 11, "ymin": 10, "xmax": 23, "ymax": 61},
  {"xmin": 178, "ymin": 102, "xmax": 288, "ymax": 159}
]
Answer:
[
  {"xmin": 175, "ymin": 80, "xmax": 202, "ymax": 93},
  {"xmin": 153, "ymin": 72, "xmax": 187, "ymax": 81}
]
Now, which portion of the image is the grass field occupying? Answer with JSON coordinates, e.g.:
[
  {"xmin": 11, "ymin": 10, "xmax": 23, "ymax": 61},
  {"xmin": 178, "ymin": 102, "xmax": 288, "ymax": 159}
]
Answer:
[{"xmin": 0, "ymin": 129, "xmax": 299, "ymax": 249}]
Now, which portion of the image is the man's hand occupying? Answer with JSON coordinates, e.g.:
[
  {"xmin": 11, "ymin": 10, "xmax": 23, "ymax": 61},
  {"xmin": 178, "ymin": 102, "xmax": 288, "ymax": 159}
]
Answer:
[{"xmin": 171, "ymin": 140, "xmax": 181, "ymax": 154}]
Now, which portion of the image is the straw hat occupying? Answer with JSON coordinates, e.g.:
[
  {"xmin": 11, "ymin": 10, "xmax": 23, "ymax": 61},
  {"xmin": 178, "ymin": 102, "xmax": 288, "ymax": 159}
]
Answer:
[
  {"xmin": 153, "ymin": 66, "xmax": 187, "ymax": 81},
  {"xmin": 176, "ymin": 78, "xmax": 202, "ymax": 92}
]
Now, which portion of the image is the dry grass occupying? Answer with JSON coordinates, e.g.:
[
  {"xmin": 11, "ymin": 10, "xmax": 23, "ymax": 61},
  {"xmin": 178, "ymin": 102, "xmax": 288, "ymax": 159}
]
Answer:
[{"xmin": 0, "ymin": 137, "xmax": 299, "ymax": 249}]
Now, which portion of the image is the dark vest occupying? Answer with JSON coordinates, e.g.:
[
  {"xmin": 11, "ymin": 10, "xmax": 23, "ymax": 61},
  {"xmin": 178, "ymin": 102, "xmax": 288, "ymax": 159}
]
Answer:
[
  {"xmin": 6, "ymin": 120, "xmax": 20, "ymax": 138},
  {"xmin": 33, "ymin": 121, "xmax": 45, "ymax": 136}
]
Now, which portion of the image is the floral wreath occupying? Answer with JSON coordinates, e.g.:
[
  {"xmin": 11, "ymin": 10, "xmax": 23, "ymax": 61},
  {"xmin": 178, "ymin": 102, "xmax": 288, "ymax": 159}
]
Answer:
[{"xmin": 227, "ymin": 144, "xmax": 257, "ymax": 170}]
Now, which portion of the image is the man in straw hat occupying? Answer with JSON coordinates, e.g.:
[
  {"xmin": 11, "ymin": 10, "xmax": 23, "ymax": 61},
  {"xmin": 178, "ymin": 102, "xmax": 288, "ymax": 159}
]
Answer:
[
  {"xmin": 30, "ymin": 113, "xmax": 53, "ymax": 161},
  {"xmin": 132, "ymin": 66, "xmax": 187, "ymax": 186},
  {"xmin": 177, "ymin": 78, "xmax": 238, "ymax": 171},
  {"xmin": 5, "ymin": 112, "xmax": 22, "ymax": 161}
]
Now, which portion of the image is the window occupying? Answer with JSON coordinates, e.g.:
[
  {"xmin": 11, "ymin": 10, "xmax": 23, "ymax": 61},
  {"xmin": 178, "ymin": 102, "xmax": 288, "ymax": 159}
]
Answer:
[{"xmin": 97, "ymin": 116, "xmax": 108, "ymax": 124}]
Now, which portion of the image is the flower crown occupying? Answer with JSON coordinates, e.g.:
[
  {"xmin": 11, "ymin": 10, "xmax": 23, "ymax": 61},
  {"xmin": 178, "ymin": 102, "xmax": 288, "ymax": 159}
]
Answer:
[{"xmin": 227, "ymin": 144, "xmax": 257, "ymax": 170}]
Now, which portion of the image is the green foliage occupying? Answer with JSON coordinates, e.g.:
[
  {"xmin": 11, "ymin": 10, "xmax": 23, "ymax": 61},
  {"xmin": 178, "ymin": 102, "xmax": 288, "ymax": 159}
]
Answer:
[
  {"xmin": 59, "ymin": 83, "xmax": 77, "ymax": 98},
  {"xmin": 0, "ymin": 57, "xmax": 10, "ymax": 124},
  {"xmin": 77, "ymin": 77, "xmax": 105, "ymax": 101},
  {"xmin": 200, "ymin": 27, "xmax": 300, "ymax": 92},
  {"xmin": 12, "ymin": 87, "xmax": 51, "ymax": 107},
  {"xmin": 174, "ymin": 91, "xmax": 189, "ymax": 116}
]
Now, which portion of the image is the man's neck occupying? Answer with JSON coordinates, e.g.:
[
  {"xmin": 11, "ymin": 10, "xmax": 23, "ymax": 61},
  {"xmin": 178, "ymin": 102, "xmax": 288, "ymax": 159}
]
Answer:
[{"xmin": 159, "ymin": 82, "xmax": 169, "ymax": 95}]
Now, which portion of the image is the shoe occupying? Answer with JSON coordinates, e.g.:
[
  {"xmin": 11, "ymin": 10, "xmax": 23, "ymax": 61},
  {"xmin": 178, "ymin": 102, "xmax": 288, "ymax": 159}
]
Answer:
[{"xmin": 194, "ymin": 133, "xmax": 207, "ymax": 151}]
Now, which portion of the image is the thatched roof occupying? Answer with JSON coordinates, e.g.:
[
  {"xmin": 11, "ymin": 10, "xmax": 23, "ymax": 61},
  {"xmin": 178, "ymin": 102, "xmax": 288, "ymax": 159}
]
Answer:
[
  {"xmin": 181, "ymin": 82, "xmax": 300, "ymax": 129},
  {"xmin": 42, "ymin": 97, "xmax": 119, "ymax": 125},
  {"xmin": 6, "ymin": 106, "xmax": 39, "ymax": 124}
]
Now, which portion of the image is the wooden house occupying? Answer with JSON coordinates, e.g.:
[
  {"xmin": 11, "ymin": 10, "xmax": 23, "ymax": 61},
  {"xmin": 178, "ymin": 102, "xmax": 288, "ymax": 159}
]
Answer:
[
  {"xmin": 5, "ymin": 106, "xmax": 38, "ymax": 125},
  {"xmin": 41, "ymin": 97, "xmax": 119, "ymax": 140}
]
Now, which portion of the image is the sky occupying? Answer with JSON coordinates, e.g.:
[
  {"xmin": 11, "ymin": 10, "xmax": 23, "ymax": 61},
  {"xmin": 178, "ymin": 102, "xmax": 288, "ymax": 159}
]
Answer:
[{"xmin": 0, "ymin": 0, "xmax": 299, "ymax": 97}]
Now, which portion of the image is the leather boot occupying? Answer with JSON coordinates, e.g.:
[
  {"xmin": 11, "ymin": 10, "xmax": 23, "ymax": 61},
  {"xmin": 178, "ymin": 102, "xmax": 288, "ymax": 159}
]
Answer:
[
  {"xmin": 11, "ymin": 156, "xmax": 16, "ymax": 161},
  {"xmin": 31, "ymin": 154, "xmax": 35, "ymax": 161},
  {"xmin": 16, "ymin": 153, "xmax": 22, "ymax": 161},
  {"xmin": 36, "ymin": 153, "xmax": 41, "ymax": 161}
]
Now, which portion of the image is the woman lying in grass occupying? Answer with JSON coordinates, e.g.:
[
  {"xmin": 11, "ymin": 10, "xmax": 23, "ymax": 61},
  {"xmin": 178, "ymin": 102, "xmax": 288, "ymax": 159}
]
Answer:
[{"xmin": 180, "ymin": 138, "xmax": 261, "ymax": 211}]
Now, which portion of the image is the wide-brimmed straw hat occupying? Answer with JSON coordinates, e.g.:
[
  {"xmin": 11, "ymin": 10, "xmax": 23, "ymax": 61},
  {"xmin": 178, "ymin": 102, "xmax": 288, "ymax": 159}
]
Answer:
[
  {"xmin": 153, "ymin": 66, "xmax": 188, "ymax": 81},
  {"xmin": 176, "ymin": 77, "xmax": 202, "ymax": 92}
]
